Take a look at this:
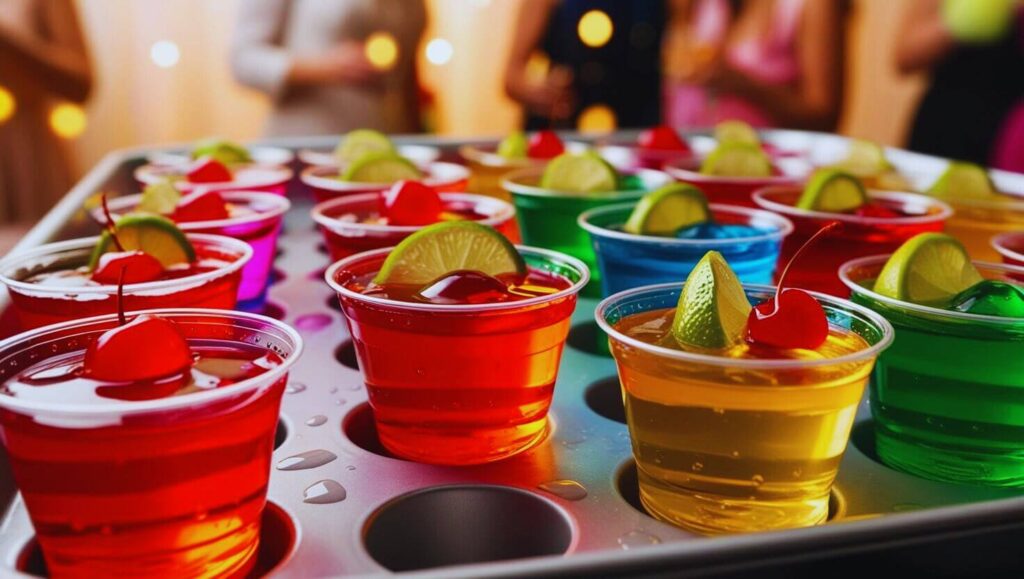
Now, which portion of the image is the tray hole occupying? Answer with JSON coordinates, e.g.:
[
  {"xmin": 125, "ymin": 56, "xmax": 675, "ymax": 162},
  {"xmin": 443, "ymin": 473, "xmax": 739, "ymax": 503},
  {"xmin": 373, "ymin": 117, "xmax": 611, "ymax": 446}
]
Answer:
[
  {"xmin": 269, "ymin": 268, "xmax": 287, "ymax": 286},
  {"xmin": 334, "ymin": 341, "xmax": 359, "ymax": 370},
  {"xmin": 316, "ymin": 242, "xmax": 328, "ymax": 255},
  {"xmin": 16, "ymin": 501, "xmax": 297, "ymax": 578},
  {"xmin": 566, "ymin": 321, "xmax": 610, "ymax": 356},
  {"xmin": 363, "ymin": 485, "xmax": 573, "ymax": 572},
  {"xmin": 342, "ymin": 403, "xmax": 397, "ymax": 459},
  {"xmin": 615, "ymin": 460, "xmax": 843, "ymax": 523},
  {"xmin": 850, "ymin": 419, "xmax": 880, "ymax": 463},
  {"xmin": 245, "ymin": 300, "xmax": 285, "ymax": 321},
  {"xmin": 307, "ymin": 267, "xmax": 328, "ymax": 282},
  {"xmin": 326, "ymin": 295, "xmax": 342, "ymax": 313},
  {"xmin": 584, "ymin": 376, "xmax": 626, "ymax": 424},
  {"xmin": 274, "ymin": 417, "xmax": 288, "ymax": 450}
]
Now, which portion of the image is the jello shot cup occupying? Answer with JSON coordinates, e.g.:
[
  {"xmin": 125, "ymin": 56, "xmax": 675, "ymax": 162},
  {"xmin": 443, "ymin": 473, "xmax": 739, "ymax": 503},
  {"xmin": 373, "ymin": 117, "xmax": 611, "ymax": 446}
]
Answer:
[
  {"xmin": 135, "ymin": 163, "xmax": 293, "ymax": 197},
  {"xmin": 0, "ymin": 234, "xmax": 251, "ymax": 331},
  {"xmin": 993, "ymin": 231, "xmax": 1024, "ymax": 268},
  {"xmin": 942, "ymin": 191, "xmax": 1024, "ymax": 263},
  {"xmin": 597, "ymin": 283, "xmax": 893, "ymax": 534},
  {"xmin": 300, "ymin": 162, "xmax": 470, "ymax": 203},
  {"xmin": 0, "ymin": 308, "xmax": 303, "ymax": 577},
  {"xmin": 312, "ymin": 192, "xmax": 518, "ymax": 262},
  {"xmin": 841, "ymin": 256, "xmax": 1024, "ymax": 487},
  {"xmin": 664, "ymin": 156, "xmax": 810, "ymax": 207},
  {"xmin": 327, "ymin": 246, "xmax": 588, "ymax": 465}
]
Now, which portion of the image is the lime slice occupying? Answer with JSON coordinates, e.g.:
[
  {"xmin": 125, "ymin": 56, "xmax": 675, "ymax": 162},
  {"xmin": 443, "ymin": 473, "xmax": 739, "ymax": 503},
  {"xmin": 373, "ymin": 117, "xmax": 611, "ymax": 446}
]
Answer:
[
  {"xmin": 926, "ymin": 161, "xmax": 996, "ymax": 199},
  {"xmin": 796, "ymin": 169, "xmax": 867, "ymax": 213},
  {"xmin": 700, "ymin": 143, "xmax": 772, "ymax": 177},
  {"xmin": 539, "ymin": 152, "xmax": 618, "ymax": 193},
  {"xmin": 873, "ymin": 233, "xmax": 983, "ymax": 306},
  {"xmin": 373, "ymin": 222, "xmax": 526, "ymax": 286},
  {"xmin": 672, "ymin": 251, "xmax": 752, "ymax": 349},
  {"xmin": 137, "ymin": 181, "xmax": 181, "ymax": 215},
  {"xmin": 714, "ymin": 120, "xmax": 760, "ymax": 146},
  {"xmin": 624, "ymin": 184, "xmax": 710, "ymax": 236},
  {"xmin": 334, "ymin": 129, "xmax": 396, "ymax": 164},
  {"xmin": 89, "ymin": 215, "xmax": 196, "ymax": 270},
  {"xmin": 340, "ymin": 152, "xmax": 423, "ymax": 183},
  {"xmin": 191, "ymin": 138, "xmax": 251, "ymax": 164},
  {"xmin": 836, "ymin": 139, "xmax": 892, "ymax": 177},
  {"xmin": 497, "ymin": 132, "xmax": 528, "ymax": 159}
]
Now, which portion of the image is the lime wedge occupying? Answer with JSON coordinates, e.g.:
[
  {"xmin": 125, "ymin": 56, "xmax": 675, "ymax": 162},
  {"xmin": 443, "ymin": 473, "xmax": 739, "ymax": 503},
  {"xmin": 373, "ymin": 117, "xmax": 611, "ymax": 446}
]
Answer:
[
  {"xmin": 191, "ymin": 138, "xmax": 252, "ymax": 164},
  {"xmin": 797, "ymin": 169, "xmax": 867, "ymax": 213},
  {"xmin": 373, "ymin": 222, "xmax": 526, "ymax": 286},
  {"xmin": 672, "ymin": 251, "xmax": 752, "ymax": 349},
  {"xmin": 539, "ymin": 152, "xmax": 618, "ymax": 193},
  {"xmin": 334, "ymin": 129, "xmax": 396, "ymax": 164},
  {"xmin": 835, "ymin": 139, "xmax": 892, "ymax": 177},
  {"xmin": 700, "ymin": 143, "xmax": 772, "ymax": 177},
  {"xmin": 497, "ymin": 132, "xmax": 528, "ymax": 159},
  {"xmin": 340, "ymin": 152, "xmax": 423, "ymax": 183},
  {"xmin": 624, "ymin": 184, "xmax": 710, "ymax": 236},
  {"xmin": 714, "ymin": 120, "xmax": 760, "ymax": 146},
  {"xmin": 873, "ymin": 233, "xmax": 983, "ymax": 306},
  {"xmin": 926, "ymin": 161, "xmax": 996, "ymax": 199},
  {"xmin": 137, "ymin": 181, "xmax": 181, "ymax": 215},
  {"xmin": 89, "ymin": 215, "xmax": 196, "ymax": 270}
]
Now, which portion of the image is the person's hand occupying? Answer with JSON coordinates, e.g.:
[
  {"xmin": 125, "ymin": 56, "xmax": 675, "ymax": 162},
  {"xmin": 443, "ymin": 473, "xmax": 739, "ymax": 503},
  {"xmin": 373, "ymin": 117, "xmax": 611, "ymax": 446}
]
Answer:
[{"xmin": 518, "ymin": 66, "xmax": 576, "ymax": 121}]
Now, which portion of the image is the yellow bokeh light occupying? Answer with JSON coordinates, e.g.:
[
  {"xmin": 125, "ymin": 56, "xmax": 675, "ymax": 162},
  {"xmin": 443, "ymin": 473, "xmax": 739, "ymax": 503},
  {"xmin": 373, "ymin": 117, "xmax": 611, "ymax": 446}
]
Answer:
[
  {"xmin": 49, "ymin": 103, "xmax": 87, "ymax": 139},
  {"xmin": 0, "ymin": 85, "xmax": 15, "ymax": 124},
  {"xmin": 578, "ymin": 10, "xmax": 613, "ymax": 48},
  {"xmin": 577, "ymin": 104, "xmax": 617, "ymax": 134},
  {"xmin": 365, "ymin": 32, "xmax": 399, "ymax": 71}
]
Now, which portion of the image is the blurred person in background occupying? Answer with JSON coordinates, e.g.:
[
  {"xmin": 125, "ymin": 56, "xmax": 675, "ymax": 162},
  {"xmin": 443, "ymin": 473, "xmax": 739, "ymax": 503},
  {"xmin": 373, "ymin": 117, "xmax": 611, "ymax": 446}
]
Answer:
[
  {"xmin": 663, "ymin": 0, "xmax": 847, "ymax": 131},
  {"xmin": 231, "ymin": 0, "xmax": 425, "ymax": 137},
  {"xmin": 505, "ymin": 0, "xmax": 666, "ymax": 130},
  {"xmin": 0, "ymin": 0, "xmax": 91, "ymax": 224},
  {"xmin": 897, "ymin": 0, "xmax": 1024, "ymax": 171}
]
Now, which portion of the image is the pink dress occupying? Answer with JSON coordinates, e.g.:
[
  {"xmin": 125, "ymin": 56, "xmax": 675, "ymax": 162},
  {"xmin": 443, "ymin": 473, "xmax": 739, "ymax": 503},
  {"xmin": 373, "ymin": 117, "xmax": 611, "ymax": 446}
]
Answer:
[{"xmin": 665, "ymin": 0, "xmax": 805, "ymax": 128}]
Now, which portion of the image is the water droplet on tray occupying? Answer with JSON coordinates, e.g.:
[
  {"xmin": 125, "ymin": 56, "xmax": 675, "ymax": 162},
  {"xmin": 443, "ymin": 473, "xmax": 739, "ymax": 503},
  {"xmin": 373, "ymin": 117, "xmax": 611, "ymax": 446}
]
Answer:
[
  {"xmin": 303, "ymin": 479, "xmax": 347, "ymax": 504},
  {"xmin": 276, "ymin": 449, "xmax": 337, "ymax": 471},
  {"xmin": 294, "ymin": 313, "xmax": 333, "ymax": 332},
  {"xmin": 305, "ymin": 415, "xmax": 328, "ymax": 427},
  {"xmin": 285, "ymin": 382, "xmax": 307, "ymax": 394},
  {"xmin": 618, "ymin": 529, "xmax": 661, "ymax": 550},
  {"xmin": 538, "ymin": 480, "xmax": 588, "ymax": 501}
]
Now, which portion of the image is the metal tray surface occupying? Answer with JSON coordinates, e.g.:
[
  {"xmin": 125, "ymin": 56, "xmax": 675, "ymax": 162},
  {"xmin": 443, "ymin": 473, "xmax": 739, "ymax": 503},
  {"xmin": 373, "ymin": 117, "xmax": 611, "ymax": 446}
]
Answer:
[{"xmin": 0, "ymin": 132, "xmax": 1022, "ymax": 578}]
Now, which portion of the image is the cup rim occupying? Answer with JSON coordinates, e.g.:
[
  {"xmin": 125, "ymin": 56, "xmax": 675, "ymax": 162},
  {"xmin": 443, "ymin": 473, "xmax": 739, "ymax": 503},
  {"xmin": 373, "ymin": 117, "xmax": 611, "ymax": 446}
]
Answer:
[
  {"xmin": 0, "ymin": 308, "xmax": 303, "ymax": 416},
  {"xmin": 299, "ymin": 162, "xmax": 470, "ymax": 192},
  {"xmin": 325, "ymin": 245, "xmax": 590, "ymax": 313},
  {"xmin": 458, "ymin": 144, "xmax": 540, "ymax": 169},
  {"xmin": 134, "ymin": 163, "xmax": 293, "ymax": 191},
  {"xmin": 751, "ymin": 186, "xmax": 954, "ymax": 226},
  {"xmin": 577, "ymin": 201, "xmax": 795, "ymax": 246},
  {"xmin": 0, "ymin": 234, "xmax": 253, "ymax": 295},
  {"xmin": 146, "ymin": 145, "xmax": 295, "ymax": 169},
  {"xmin": 992, "ymin": 232, "xmax": 1024, "ymax": 263},
  {"xmin": 94, "ymin": 191, "xmax": 291, "ymax": 231},
  {"xmin": 663, "ymin": 158, "xmax": 806, "ymax": 185},
  {"xmin": 298, "ymin": 144, "xmax": 441, "ymax": 168},
  {"xmin": 839, "ymin": 255, "xmax": 1024, "ymax": 326},
  {"xmin": 501, "ymin": 167, "xmax": 672, "ymax": 199},
  {"xmin": 595, "ymin": 282, "xmax": 894, "ymax": 370},
  {"xmin": 311, "ymin": 192, "xmax": 516, "ymax": 234}
]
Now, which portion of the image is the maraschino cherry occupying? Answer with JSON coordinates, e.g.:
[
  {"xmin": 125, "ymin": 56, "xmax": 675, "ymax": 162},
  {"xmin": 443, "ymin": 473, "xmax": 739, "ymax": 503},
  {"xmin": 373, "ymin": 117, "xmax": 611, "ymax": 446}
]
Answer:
[
  {"xmin": 83, "ymin": 270, "xmax": 194, "ymax": 382},
  {"xmin": 186, "ymin": 157, "xmax": 232, "ymax": 183},
  {"xmin": 638, "ymin": 126, "xmax": 691, "ymax": 152},
  {"xmin": 381, "ymin": 181, "xmax": 443, "ymax": 226},
  {"xmin": 527, "ymin": 130, "xmax": 565, "ymax": 159},
  {"xmin": 746, "ymin": 223, "xmax": 839, "ymax": 350},
  {"xmin": 91, "ymin": 196, "xmax": 164, "ymax": 284},
  {"xmin": 173, "ymin": 190, "xmax": 230, "ymax": 222}
]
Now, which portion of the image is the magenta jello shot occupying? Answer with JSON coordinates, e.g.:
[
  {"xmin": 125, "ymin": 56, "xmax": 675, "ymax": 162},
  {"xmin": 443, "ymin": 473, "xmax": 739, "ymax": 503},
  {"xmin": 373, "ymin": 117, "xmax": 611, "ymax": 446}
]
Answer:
[{"xmin": 300, "ymin": 162, "xmax": 470, "ymax": 203}]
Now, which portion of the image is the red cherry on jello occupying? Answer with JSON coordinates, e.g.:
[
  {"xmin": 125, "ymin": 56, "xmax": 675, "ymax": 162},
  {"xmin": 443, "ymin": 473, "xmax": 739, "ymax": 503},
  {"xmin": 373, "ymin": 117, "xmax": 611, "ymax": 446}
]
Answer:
[
  {"xmin": 83, "ymin": 314, "xmax": 194, "ymax": 382},
  {"xmin": 527, "ymin": 130, "xmax": 565, "ymax": 159},
  {"xmin": 187, "ymin": 157, "xmax": 233, "ymax": 183},
  {"xmin": 91, "ymin": 251, "xmax": 164, "ymax": 284},
  {"xmin": 382, "ymin": 180, "xmax": 443, "ymax": 226},
  {"xmin": 746, "ymin": 289, "xmax": 829, "ymax": 350},
  {"xmin": 637, "ymin": 126, "xmax": 690, "ymax": 152},
  {"xmin": 172, "ymin": 190, "xmax": 230, "ymax": 222},
  {"xmin": 417, "ymin": 270, "xmax": 511, "ymax": 304}
]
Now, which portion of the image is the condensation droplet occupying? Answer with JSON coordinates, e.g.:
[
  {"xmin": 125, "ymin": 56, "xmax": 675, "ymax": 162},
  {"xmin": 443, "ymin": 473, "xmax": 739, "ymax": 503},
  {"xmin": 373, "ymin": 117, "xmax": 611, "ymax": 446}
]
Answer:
[
  {"xmin": 538, "ymin": 480, "xmax": 588, "ymax": 501},
  {"xmin": 276, "ymin": 449, "xmax": 337, "ymax": 471},
  {"xmin": 305, "ymin": 415, "xmax": 328, "ymax": 427},
  {"xmin": 285, "ymin": 382, "xmax": 307, "ymax": 394},
  {"xmin": 751, "ymin": 475, "xmax": 764, "ymax": 486},
  {"xmin": 618, "ymin": 529, "xmax": 661, "ymax": 550},
  {"xmin": 303, "ymin": 479, "xmax": 347, "ymax": 504}
]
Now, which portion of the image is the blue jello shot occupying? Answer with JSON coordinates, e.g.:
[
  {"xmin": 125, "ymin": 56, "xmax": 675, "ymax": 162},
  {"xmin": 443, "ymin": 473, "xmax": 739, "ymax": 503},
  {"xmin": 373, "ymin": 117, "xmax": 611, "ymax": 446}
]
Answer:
[{"xmin": 578, "ymin": 202, "xmax": 794, "ymax": 297}]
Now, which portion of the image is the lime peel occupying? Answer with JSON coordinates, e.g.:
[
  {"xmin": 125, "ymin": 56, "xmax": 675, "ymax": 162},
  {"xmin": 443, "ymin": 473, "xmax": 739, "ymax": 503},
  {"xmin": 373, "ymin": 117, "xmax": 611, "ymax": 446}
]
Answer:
[
  {"xmin": 89, "ymin": 214, "xmax": 196, "ymax": 270},
  {"xmin": 873, "ymin": 233, "xmax": 983, "ymax": 306},
  {"xmin": 672, "ymin": 251, "xmax": 752, "ymax": 349},
  {"xmin": 796, "ymin": 169, "xmax": 867, "ymax": 213},
  {"xmin": 624, "ymin": 184, "xmax": 710, "ymax": 236}
]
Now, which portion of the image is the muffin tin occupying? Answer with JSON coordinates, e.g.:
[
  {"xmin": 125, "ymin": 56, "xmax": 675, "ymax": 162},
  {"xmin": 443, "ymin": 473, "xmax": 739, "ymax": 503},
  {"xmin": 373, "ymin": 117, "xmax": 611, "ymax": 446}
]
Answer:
[{"xmin": 1, "ymin": 132, "xmax": 1022, "ymax": 577}]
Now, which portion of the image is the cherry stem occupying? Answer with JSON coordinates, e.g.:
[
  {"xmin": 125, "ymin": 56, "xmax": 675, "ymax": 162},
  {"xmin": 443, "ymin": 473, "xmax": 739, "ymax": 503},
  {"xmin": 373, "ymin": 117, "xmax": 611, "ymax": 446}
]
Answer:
[
  {"xmin": 116, "ymin": 266, "xmax": 126, "ymax": 327},
  {"xmin": 767, "ymin": 221, "xmax": 841, "ymax": 315},
  {"xmin": 101, "ymin": 195, "xmax": 125, "ymax": 252}
]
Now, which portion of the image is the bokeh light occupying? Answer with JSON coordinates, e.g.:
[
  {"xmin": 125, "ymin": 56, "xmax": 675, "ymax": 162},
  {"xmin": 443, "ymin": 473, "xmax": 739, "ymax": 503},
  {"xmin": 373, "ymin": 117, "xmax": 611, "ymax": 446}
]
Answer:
[
  {"xmin": 366, "ymin": 32, "xmax": 399, "ymax": 71},
  {"xmin": 426, "ymin": 38, "xmax": 454, "ymax": 66},
  {"xmin": 578, "ymin": 10, "xmax": 614, "ymax": 48},
  {"xmin": 577, "ymin": 104, "xmax": 617, "ymax": 133},
  {"xmin": 150, "ymin": 41, "xmax": 180, "ymax": 68},
  {"xmin": 0, "ymin": 86, "xmax": 15, "ymax": 124},
  {"xmin": 49, "ymin": 103, "xmax": 87, "ymax": 139}
]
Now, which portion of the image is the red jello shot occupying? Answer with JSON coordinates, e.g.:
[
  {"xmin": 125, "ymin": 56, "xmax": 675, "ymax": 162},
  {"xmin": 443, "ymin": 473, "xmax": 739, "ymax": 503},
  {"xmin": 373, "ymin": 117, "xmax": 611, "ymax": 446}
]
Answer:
[
  {"xmin": 97, "ymin": 192, "xmax": 290, "ymax": 307},
  {"xmin": 0, "ymin": 234, "xmax": 251, "ymax": 331},
  {"xmin": 312, "ymin": 192, "xmax": 518, "ymax": 262},
  {"xmin": 665, "ymin": 156, "xmax": 811, "ymax": 207},
  {"xmin": 752, "ymin": 186, "xmax": 952, "ymax": 296},
  {"xmin": 597, "ymin": 126, "xmax": 697, "ymax": 171},
  {"xmin": 297, "ymin": 144, "xmax": 440, "ymax": 168},
  {"xmin": 135, "ymin": 162, "xmax": 293, "ymax": 197},
  {"xmin": 300, "ymin": 162, "xmax": 470, "ymax": 203},
  {"xmin": 993, "ymin": 232, "xmax": 1024, "ymax": 268},
  {"xmin": 0, "ymin": 308, "xmax": 302, "ymax": 577},
  {"xmin": 327, "ymin": 245, "xmax": 588, "ymax": 465}
]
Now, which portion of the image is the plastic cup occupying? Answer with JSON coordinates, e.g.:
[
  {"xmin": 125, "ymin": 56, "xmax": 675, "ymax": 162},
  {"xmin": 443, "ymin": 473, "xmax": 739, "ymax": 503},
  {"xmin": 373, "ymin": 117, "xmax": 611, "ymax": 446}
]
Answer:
[
  {"xmin": 134, "ymin": 164, "xmax": 293, "ymax": 197},
  {"xmin": 300, "ymin": 162, "xmax": 470, "ymax": 204},
  {"xmin": 942, "ymin": 193, "xmax": 1024, "ymax": 263},
  {"xmin": 0, "ymin": 308, "xmax": 303, "ymax": 577},
  {"xmin": 458, "ymin": 145, "xmax": 544, "ymax": 201},
  {"xmin": 326, "ymin": 246, "xmax": 588, "ymax": 465},
  {"xmin": 993, "ymin": 232, "xmax": 1024, "ymax": 268},
  {"xmin": 664, "ymin": 156, "xmax": 811, "ymax": 207},
  {"xmin": 298, "ymin": 144, "xmax": 441, "ymax": 169}
]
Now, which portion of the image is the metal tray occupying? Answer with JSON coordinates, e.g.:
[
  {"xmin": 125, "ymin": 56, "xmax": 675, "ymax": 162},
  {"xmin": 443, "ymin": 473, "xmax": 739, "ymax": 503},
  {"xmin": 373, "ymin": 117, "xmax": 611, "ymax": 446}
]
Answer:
[{"xmin": 1, "ymin": 132, "xmax": 1023, "ymax": 578}]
